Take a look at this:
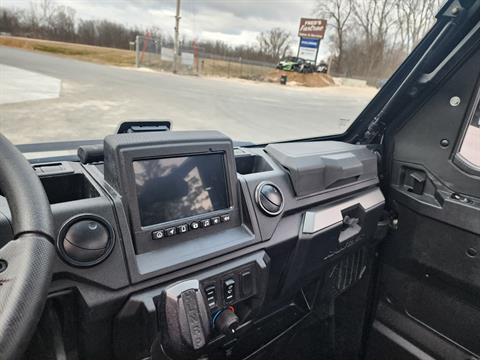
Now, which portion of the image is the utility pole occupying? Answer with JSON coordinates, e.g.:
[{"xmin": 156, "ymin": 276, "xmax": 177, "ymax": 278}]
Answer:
[{"xmin": 173, "ymin": 0, "xmax": 181, "ymax": 73}]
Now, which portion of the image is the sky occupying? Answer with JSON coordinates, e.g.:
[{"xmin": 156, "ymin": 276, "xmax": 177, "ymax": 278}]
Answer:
[{"xmin": 2, "ymin": 0, "xmax": 330, "ymax": 57}]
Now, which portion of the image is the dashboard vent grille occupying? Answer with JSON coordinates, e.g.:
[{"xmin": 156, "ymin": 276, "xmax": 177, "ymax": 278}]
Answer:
[{"xmin": 333, "ymin": 247, "xmax": 367, "ymax": 292}]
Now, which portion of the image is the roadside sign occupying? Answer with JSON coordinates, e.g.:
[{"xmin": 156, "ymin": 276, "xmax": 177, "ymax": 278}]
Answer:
[
  {"xmin": 298, "ymin": 18, "xmax": 327, "ymax": 39},
  {"xmin": 181, "ymin": 52, "xmax": 194, "ymax": 67},
  {"xmin": 298, "ymin": 37, "xmax": 320, "ymax": 62},
  {"xmin": 296, "ymin": 18, "xmax": 326, "ymax": 65},
  {"xmin": 161, "ymin": 47, "xmax": 174, "ymax": 62},
  {"xmin": 300, "ymin": 38, "xmax": 320, "ymax": 48}
]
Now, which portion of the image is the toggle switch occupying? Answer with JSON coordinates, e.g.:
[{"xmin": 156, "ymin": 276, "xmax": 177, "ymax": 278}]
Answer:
[{"xmin": 223, "ymin": 278, "xmax": 235, "ymax": 303}]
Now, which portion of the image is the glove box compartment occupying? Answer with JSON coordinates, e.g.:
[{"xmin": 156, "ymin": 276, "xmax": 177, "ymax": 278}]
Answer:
[{"xmin": 281, "ymin": 188, "xmax": 385, "ymax": 295}]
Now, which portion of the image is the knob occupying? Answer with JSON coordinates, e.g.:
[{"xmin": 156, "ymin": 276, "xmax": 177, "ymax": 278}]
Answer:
[
  {"xmin": 255, "ymin": 182, "xmax": 284, "ymax": 216},
  {"xmin": 213, "ymin": 308, "xmax": 239, "ymax": 335}
]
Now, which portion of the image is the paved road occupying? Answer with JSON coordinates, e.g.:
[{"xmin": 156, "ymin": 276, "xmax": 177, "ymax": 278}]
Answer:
[{"xmin": 0, "ymin": 46, "xmax": 376, "ymax": 144}]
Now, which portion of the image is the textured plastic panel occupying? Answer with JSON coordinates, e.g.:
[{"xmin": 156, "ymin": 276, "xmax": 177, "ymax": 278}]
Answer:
[{"xmin": 265, "ymin": 141, "xmax": 378, "ymax": 197}]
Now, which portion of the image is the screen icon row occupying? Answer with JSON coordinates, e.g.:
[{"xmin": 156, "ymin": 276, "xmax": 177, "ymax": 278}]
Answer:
[{"xmin": 152, "ymin": 214, "xmax": 231, "ymax": 240}]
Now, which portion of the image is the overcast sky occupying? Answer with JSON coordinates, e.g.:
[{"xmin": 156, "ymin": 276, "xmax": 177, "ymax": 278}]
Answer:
[{"xmin": 3, "ymin": 0, "xmax": 330, "ymax": 57}]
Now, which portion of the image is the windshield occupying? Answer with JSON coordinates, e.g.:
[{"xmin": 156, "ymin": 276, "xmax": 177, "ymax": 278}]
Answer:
[{"xmin": 0, "ymin": 0, "xmax": 442, "ymax": 144}]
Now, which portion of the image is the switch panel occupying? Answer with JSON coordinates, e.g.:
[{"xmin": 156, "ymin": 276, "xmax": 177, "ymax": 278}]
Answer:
[
  {"xmin": 200, "ymin": 265, "xmax": 260, "ymax": 310},
  {"xmin": 195, "ymin": 253, "xmax": 269, "ymax": 315}
]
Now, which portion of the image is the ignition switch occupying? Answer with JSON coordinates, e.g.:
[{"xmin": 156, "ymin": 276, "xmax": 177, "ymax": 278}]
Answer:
[{"xmin": 213, "ymin": 307, "xmax": 239, "ymax": 336}]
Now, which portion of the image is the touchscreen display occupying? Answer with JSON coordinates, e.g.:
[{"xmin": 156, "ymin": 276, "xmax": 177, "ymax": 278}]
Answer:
[{"xmin": 133, "ymin": 153, "xmax": 229, "ymax": 226}]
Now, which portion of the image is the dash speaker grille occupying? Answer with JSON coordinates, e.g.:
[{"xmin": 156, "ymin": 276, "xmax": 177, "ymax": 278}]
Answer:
[{"xmin": 330, "ymin": 247, "xmax": 367, "ymax": 292}]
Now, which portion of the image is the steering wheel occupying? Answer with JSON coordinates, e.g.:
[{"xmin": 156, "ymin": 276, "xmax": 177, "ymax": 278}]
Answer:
[{"xmin": 0, "ymin": 134, "xmax": 55, "ymax": 359}]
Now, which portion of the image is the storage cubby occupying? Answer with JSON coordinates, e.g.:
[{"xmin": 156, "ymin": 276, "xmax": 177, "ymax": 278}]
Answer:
[
  {"xmin": 40, "ymin": 173, "xmax": 99, "ymax": 204},
  {"xmin": 235, "ymin": 155, "xmax": 273, "ymax": 175}
]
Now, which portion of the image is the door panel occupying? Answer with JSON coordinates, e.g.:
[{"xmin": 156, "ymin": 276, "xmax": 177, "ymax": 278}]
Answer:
[
  {"xmin": 380, "ymin": 205, "xmax": 480, "ymax": 353},
  {"xmin": 366, "ymin": 43, "xmax": 480, "ymax": 359}
]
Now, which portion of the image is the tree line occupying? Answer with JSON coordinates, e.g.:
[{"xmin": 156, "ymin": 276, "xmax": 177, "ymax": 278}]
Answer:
[
  {"xmin": 0, "ymin": 2, "xmax": 142, "ymax": 49},
  {"xmin": 315, "ymin": 0, "xmax": 442, "ymax": 78}
]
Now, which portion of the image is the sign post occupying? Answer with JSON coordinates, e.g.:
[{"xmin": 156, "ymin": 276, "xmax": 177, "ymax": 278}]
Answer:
[{"xmin": 297, "ymin": 18, "xmax": 327, "ymax": 65}]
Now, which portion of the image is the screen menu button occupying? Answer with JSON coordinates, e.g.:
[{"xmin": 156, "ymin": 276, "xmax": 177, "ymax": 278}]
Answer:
[
  {"xmin": 190, "ymin": 221, "xmax": 200, "ymax": 230},
  {"xmin": 165, "ymin": 227, "xmax": 176, "ymax": 237},
  {"xmin": 152, "ymin": 230, "xmax": 164, "ymax": 240},
  {"xmin": 200, "ymin": 219, "xmax": 211, "ymax": 228},
  {"xmin": 177, "ymin": 224, "xmax": 188, "ymax": 234}
]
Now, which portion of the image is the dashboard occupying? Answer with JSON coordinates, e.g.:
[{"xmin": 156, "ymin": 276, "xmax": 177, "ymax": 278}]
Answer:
[{"xmin": 0, "ymin": 131, "xmax": 385, "ymax": 360}]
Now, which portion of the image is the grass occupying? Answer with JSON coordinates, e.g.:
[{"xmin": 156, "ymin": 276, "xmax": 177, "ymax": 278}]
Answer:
[
  {"xmin": 200, "ymin": 58, "xmax": 273, "ymax": 80},
  {"xmin": 0, "ymin": 36, "xmax": 135, "ymax": 67},
  {"xmin": 0, "ymin": 36, "xmax": 273, "ymax": 78},
  {"xmin": 32, "ymin": 44, "xmax": 92, "ymax": 56},
  {"xmin": 0, "ymin": 36, "xmax": 286, "ymax": 82}
]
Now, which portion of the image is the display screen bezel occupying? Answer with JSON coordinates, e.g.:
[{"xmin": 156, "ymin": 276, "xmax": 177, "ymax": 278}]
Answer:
[
  {"xmin": 119, "ymin": 140, "xmax": 238, "ymax": 242},
  {"xmin": 133, "ymin": 152, "xmax": 232, "ymax": 227},
  {"xmin": 104, "ymin": 132, "xmax": 242, "ymax": 255}
]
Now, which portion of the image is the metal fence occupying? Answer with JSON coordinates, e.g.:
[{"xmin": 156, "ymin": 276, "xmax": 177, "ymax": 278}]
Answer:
[
  {"xmin": 197, "ymin": 52, "xmax": 276, "ymax": 79},
  {"xmin": 135, "ymin": 35, "xmax": 163, "ymax": 68},
  {"xmin": 134, "ymin": 35, "xmax": 275, "ymax": 79}
]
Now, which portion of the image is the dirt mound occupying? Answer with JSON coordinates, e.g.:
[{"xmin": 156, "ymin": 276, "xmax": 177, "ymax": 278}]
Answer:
[{"xmin": 263, "ymin": 69, "xmax": 335, "ymax": 87}]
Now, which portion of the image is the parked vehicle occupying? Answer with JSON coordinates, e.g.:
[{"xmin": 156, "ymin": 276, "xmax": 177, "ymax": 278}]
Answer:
[
  {"xmin": 276, "ymin": 56, "xmax": 316, "ymax": 73},
  {"xmin": 316, "ymin": 61, "xmax": 328, "ymax": 73},
  {"xmin": 276, "ymin": 56, "xmax": 301, "ymax": 71}
]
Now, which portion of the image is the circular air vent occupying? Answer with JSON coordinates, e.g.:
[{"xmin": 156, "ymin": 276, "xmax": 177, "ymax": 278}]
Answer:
[
  {"xmin": 255, "ymin": 181, "xmax": 284, "ymax": 216},
  {"xmin": 57, "ymin": 214, "xmax": 114, "ymax": 267}
]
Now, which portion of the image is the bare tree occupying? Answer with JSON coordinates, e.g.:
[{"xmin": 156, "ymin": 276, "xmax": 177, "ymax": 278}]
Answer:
[
  {"xmin": 0, "ymin": 8, "xmax": 22, "ymax": 34},
  {"xmin": 350, "ymin": 0, "xmax": 396, "ymax": 75},
  {"xmin": 77, "ymin": 19, "xmax": 96, "ymax": 44},
  {"xmin": 48, "ymin": 6, "xmax": 76, "ymax": 41},
  {"xmin": 257, "ymin": 27, "xmax": 291, "ymax": 61},
  {"xmin": 395, "ymin": 0, "xmax": 441, "ymax": 53},
  {"xmin": 39, "ymin": 0, "xmax": 56, "ymax": 27},
  {"xmin": 22, "ymin": 2, "xmax": 40, "ymax": 35},
  {"xmin": 314, "ymin": 0, "xmax": 353, "ymax": 73}
]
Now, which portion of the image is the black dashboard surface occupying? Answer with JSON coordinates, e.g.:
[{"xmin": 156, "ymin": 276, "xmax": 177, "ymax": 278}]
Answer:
[
  {"xmin": 0, "ymin": 132, "xmax": 383, "ymax": 288},
  {"xmin": 0, "ymin": 132, "xmax": 385, "ymax": 359}
]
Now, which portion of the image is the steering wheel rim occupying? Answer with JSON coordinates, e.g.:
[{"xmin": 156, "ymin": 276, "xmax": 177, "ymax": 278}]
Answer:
[{"xmin": 0, "ymin": 134, "xmax": 55, "ymax": 360}]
